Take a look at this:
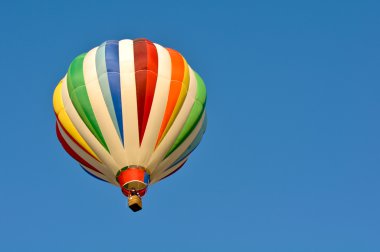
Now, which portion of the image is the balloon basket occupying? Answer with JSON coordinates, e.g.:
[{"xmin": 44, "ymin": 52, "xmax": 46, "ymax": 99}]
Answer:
[{"xmin": 128, "ymin": 195, "xmax": 142, "ymax": 212}]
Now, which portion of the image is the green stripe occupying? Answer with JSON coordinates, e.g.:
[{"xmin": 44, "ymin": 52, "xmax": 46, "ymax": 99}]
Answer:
[
  {"xmin": 165, "ymin": 72, "xmax": 207, "ymax": 157},
  {"xmin": 194, "ymin": 72, "xmax": 207, "ymax": 105},
  {"xmin": 67, "ymin": 53, "xmax": 109, "ymax": 152}
]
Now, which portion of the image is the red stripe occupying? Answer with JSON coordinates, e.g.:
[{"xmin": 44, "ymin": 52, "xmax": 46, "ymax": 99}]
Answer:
[
  {"xmin": 56, "ymin": 122, "xmax": 103, "ymax": 174},
  {"xmin": 133, "ymin": 38, "xmax": 158, "ymax": 144}
]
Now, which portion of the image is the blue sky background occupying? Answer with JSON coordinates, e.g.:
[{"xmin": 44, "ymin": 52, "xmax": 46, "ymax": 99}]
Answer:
[{"xmin": 0, "ymin": 0, "xmax": 379, "ymax": 251}]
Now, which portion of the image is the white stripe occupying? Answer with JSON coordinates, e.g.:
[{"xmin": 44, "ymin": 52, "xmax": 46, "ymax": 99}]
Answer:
[
  {"xmin": 138, "ymin": 43, "xmax": 171, "ymax": 171},
  {"xmin": 82, "ymin": 47, "xmax": 128, "ymax": 168},
  {"xmin": 61, "ymin": 75, "xmax": 119, "ymax": 181},
  {"xmin": 147, "ymin": 66, "xmax": 198, "ymax": 173},
  {"xmin": 119, "ymin": 39, "xmax": 140, "ymax": 165}
]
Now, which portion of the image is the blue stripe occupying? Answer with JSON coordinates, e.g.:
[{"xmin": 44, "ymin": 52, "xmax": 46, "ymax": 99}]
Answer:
[
  {"xmin": 144, "ymin": 172, "xmax": 150, "ymax": 184},
  {"xmin": 80, "ymin": 165, "xmax": 107, "ymax": 183},
  {"xmin": 95, "ymin": 43, "xmax": 123, "ymax": 142},
  {"xmin": 105, "ymin": 40, "xmax": 124, "ymax": 143}
]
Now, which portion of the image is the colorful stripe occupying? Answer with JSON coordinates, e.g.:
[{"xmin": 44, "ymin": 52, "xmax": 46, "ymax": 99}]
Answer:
[
  {"xmin": 133, "ymin": 39, "xmax": 158, "ymax": 144},
  {"xmin": 119, "ymin": 39, "xmax": 140, "ymax": 165},
  {"xmin": 165, "ymin": 72, "xmax": 206, "ymax": 157},
  {"xmin": 156, "ymin": 49, "xmax": 189, "ymax": 145},
  {"xmin": 159, "ymin": 159, "xmax": 188, "ymax": 182},
  {"xmin": 150, "ymin": 111, "xmax": 206, "ymax": 183},
  {"xmin": 145, "ymin": 63, "xmax": 199, "ymax": 173},
  {"xmin": 81, "ymin": 165, "xmax": 107, "ymax": 182},
  {"xmin": 66, "ymin": 53, "xmax": 109, "ymax": 151},
  {"xmin": 60, "ymin": 74, "xmax": 120, "ymax": 184},
  {"xmin": 96, "ymin": 41, "xmax": 124, "ymax": 143},
  {"xmin": 136, "ymin": 42, "xmax": 171, "ymax": 166},
  {"xmin": 53, "ymin": 81, "xmax": 100, "ymax": 161},
  {"xmin": 165, "ymin": 115, "xmax": 207, "ymax": 171},
  {"xmin": 53, "ymin": 38, "xmax": 207, "ymax": 186},
  {"xmin": 56, "ymin": 121, "xmax": 113, "ymax": 181},
  {"xmin": 56, "ymin": 123, "xmax": 102, "ymax": 174}
]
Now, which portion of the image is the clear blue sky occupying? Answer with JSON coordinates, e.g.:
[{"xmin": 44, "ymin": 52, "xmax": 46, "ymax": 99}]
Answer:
[{"xmin": 0, "ymin": 0, "xmax": 379, "ymax": 251}]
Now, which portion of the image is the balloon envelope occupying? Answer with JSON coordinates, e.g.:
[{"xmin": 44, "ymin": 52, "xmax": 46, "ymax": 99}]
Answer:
[{"xmin": 53, "ymin": 38, "xmax": 207, "ymax": 205}]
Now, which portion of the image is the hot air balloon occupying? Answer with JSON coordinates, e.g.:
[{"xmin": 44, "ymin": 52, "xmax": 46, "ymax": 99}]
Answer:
[{"xmin": 53, "ymin": 39, "xmax": 207, "ymax": 211}]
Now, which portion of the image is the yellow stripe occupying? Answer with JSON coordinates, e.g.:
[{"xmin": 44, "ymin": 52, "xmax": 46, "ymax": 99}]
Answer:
[
  {"xmin": 53, "ymin": 81, "xmax": 101, "ymax": 162},
  {"xmin": 161, "ymin": 56, "xmax": 190, "ymax": 138},
  {"xmin": 52, "ymin": 80, "xmax": 64, "ymax": 115}
]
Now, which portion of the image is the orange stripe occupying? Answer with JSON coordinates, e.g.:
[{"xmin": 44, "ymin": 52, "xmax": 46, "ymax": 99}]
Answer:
[
  {"xmin": 155, "ymin": 49, "xmax": 185, "ymax": 146},
  {"xmin": 168, "ymin": 48, "xmax": 185, "ymax": 81}
]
